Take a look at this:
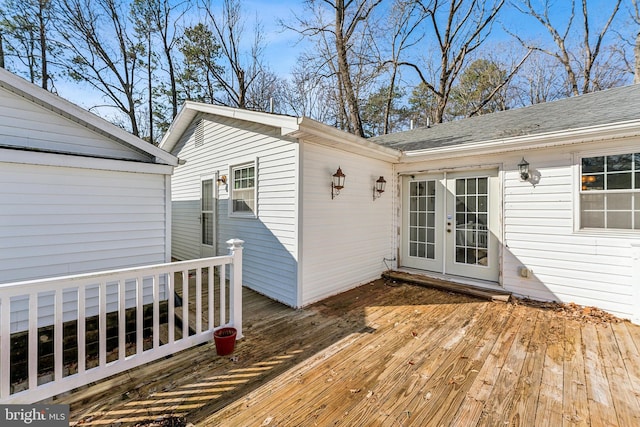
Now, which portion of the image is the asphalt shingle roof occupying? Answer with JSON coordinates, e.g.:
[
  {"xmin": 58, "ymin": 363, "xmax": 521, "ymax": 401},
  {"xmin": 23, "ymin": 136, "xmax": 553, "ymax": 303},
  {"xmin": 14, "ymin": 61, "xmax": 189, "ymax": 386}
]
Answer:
[{"xmin": 370, "ymin": 84, "xmax": 640, "ymax": 152}]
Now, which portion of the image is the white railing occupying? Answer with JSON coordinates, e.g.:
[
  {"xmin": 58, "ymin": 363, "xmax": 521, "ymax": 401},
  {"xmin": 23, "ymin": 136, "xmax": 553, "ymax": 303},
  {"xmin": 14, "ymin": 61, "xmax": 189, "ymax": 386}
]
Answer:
[{"xmin": 0, "ymin": 239, "xmax": 244, "ymax": 404}]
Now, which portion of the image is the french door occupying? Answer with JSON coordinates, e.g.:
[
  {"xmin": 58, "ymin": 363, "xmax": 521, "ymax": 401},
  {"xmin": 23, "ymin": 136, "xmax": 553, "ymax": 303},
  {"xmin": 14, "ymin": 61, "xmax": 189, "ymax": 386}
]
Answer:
[
  {"xmin": 200, "ymin": 175, "xmax": 217, "ymax": 257},
  {"xmin": 401, "ymin": 170, "xmax": 499, "ymax": 282}
]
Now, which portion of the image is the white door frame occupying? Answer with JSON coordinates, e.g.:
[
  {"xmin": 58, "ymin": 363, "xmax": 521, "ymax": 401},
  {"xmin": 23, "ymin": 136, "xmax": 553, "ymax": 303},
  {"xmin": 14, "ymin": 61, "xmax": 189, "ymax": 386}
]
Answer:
[{"xmin": 400, "ymin": 168, "xmax": 501, "ymax": 283}]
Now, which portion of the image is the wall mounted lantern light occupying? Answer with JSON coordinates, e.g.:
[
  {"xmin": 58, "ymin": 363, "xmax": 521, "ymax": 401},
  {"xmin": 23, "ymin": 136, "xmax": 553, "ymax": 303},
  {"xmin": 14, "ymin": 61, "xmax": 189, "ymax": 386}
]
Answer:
[
  {"xmin": 373, "ymin": 176, "xmax": 387, "ymax": 200},
  {"xmin": 217, "ymin": 175, "xmax": 227, "ymax": 186},
  {"xmin": 518, "ymin": 157, "xmax": 530, "ymax": 181},
  {"xmin": 331, "ymin": 167, "xmax": 346, "ymax": 199}
]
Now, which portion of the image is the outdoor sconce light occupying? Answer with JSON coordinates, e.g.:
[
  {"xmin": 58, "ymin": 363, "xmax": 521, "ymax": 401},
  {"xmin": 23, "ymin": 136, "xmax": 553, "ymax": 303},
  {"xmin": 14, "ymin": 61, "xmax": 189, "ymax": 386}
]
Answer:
[
  {"xmin": 217, "ymin": 175, "xmax": 227, "ymax": 186},
  {"xmin": 373, "ymin": 176, "xmax": 386, "ymax": 200},
  {"xmin": 518, "ymin": 157, "xmax": 530, "ymax": 181},
  {"xmin": 331, "ymin": 167, "xmax": 346, "ymax": 199}
]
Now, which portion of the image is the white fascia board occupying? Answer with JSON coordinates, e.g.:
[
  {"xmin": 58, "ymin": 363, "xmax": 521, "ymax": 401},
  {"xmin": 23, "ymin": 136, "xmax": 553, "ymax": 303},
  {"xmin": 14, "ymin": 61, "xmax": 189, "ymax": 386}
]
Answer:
[
  {"xmin": 0, "ymin": 147, "xmax": 174, "ymax": 175},
  {"xmin": 400, "ymin": 119, "xmax": 640, "ymax": 163},
  {"xmin": 296, "ymin": 118, "xmax": 402, "ymax": 162},
  {"xmin": 160, "ymin": 101, "xmax": 302, "ymax": 153},
  {"xmin": 0, "ymin": 68, "xmax": 178, "ymax": 167}
]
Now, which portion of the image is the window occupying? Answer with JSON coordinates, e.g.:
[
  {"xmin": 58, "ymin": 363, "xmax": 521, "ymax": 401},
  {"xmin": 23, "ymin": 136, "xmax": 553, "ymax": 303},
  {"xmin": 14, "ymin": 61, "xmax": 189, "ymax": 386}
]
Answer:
[
  {"xmin": 580, "ymin": 152, "xmax": 640, "ymax": 230},
  {"xmin": 231, "ymin": 163, "xmax": 256, "ymax": 216}
]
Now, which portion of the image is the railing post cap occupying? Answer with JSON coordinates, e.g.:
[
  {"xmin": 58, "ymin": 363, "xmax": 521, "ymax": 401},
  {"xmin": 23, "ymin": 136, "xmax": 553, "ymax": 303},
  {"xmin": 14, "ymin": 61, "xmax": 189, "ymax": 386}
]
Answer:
[{"xmin": 226, "ymin": 238, "xmax": 245, "ymax": 249}]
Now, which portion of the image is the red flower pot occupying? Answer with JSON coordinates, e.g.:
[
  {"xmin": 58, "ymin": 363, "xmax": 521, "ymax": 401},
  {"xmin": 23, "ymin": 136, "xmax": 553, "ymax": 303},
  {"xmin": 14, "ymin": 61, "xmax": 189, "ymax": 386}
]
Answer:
[{"xmin": 213, "ymin": 327, "xmax": 237, "ymax": 356}]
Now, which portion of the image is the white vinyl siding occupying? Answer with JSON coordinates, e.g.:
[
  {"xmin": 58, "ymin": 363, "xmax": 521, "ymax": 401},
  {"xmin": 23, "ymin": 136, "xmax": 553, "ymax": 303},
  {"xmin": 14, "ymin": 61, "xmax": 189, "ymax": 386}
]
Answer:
[
  {"xmin": 0, "ymin": 162, "xmax": 168, "ymax": 283},
  {"xmin": 169, "ymin": 115, "xmax": 299, "ymax": 306},
  {"xmin": 0, "ymin": 86, "xmax": 150, "ymax": 162},
  {"xmin": 500, "ymin": 147, "xmax": 640, "ymax": 321},
  {"xmin": 300, "ymin": 143, "xmax": 394, "ymax": 306}
]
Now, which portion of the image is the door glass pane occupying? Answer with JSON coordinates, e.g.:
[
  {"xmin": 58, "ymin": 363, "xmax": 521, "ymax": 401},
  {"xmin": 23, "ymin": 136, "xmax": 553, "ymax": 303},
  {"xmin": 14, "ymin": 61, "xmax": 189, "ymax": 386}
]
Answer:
[
  {"xmin": 202, "ymin": 180, "xmax": 213, "ymax": 211},
  {"xmin": 455, "ymin": 177, "xmax": 488, "ymax": 266},
  {"xmin": 201, "ymin": 179, "xmax": 214, "ymax": 245},
  {"xmin": 202, "ymin": 213, "xmax": 213, "ymax": 245},
  {"xmin": 409, "ymin": 180, "xmax": 436, "ymax": 259}
]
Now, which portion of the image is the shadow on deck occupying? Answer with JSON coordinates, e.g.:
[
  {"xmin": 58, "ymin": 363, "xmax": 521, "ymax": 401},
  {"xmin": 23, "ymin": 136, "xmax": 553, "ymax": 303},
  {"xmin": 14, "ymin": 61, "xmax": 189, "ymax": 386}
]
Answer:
[{"xmin": 49, "ymin": 279, "xmax": 640, "ymax": 426}]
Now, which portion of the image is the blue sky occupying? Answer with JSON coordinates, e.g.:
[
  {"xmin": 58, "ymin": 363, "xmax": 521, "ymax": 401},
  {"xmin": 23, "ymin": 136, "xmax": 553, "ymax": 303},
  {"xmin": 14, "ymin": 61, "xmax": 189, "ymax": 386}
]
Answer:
[{"xmin": 53, "ymin": 0, "xmax": 634, "ymax": 118}]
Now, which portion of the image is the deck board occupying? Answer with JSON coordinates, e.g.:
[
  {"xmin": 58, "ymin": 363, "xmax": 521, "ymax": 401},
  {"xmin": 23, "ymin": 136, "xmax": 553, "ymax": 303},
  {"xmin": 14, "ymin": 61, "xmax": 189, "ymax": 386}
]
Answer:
[{"xmin": 45, "ymin": 279, "xmax": 640, "ymax": 427}]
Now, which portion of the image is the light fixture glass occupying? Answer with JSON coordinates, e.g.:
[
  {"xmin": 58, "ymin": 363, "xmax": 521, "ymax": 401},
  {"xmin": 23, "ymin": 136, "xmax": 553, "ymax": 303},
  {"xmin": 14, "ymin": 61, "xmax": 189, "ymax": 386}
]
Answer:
[
  {"xmin": 331, "ymin": 167, "xmax": 345, "ymax": 199},
  {"xmin": 518, "ymin": 157, "xmax": 530, "ymax": 181},
  {"xmin": 373, "ymin": 176, "xmax": 386, "ymax": 200}
]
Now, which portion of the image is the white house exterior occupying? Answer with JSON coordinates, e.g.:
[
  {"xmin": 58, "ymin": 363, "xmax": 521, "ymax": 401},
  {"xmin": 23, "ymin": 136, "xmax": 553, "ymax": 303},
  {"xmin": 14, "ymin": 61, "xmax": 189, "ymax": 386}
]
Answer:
[
  {"xmin": 373, "ymin": 84, "xmax": 640, "ymax": 324},
  {"xmin": 0, "ymin": 68, "xmax": 179, "ymax": 284},
  {"xmin": 162, "ymin": 85, "xmax": 640, "ymax": 324},
  {"xmin": 160, "ymin": 103, "xmax": 399, "ymax": 307}
]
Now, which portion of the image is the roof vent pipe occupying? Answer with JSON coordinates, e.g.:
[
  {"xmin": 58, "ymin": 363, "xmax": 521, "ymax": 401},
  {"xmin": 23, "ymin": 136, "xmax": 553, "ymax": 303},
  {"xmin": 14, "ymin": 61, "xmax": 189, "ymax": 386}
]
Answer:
[
  {"xmin": 270, "ymin": 97, "xmax": 274, "ymax": 113},
  {"xmin": 410, "ymin": 119, "xmax": 414, "ymax": 130},
  {"xmin": 427, "ymin": 117, "xmax": 431, "ymax": 128}
]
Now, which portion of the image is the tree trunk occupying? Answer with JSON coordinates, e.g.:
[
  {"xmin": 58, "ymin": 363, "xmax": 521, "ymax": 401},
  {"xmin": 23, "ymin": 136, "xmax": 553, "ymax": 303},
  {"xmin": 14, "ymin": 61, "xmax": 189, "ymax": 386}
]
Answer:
[
  {"xmin": 38, "ymin": 0, "xmax": 48, "ymax": 90},
  {"xmin": 635, "ymin": 31, "xmax": 640, "ymax": 84},
  {"xmin": 335, "ymin": 0, "xmax": 364, "ymax": 137},
  {"xmin": 0, "ymin": 32, "xmax": 5, "ymax": 69}
]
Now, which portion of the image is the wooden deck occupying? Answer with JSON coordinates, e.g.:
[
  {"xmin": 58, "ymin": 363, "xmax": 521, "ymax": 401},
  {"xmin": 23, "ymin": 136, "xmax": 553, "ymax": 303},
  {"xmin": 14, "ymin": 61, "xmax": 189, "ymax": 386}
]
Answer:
[{"xmin": 52, "ymin": 279, "xmax": 640, "ymax": 426}]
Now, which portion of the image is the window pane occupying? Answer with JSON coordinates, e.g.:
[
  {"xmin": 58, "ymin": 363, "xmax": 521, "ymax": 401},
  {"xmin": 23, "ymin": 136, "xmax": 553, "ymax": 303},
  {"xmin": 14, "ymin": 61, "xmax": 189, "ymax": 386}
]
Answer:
[
  {"xmin": 607, "ymin": 212, "xmax": 632, "ymax": 229},
  {"xmin": 607, "ymin": 154, "xmax": 632, "ymax": 172},
  {"xmin": 202, "ymin": 180, "xmax": 213, "ymax": 211},
  {"xmin": 427, "ymin": 213, "xmax": 435, "ymax": 227},
  {"xmin": 581, "ymin": 211, "xmax": 604, "ymax": 228},
  {"xmin": 478, "ymin": 178, "xmax": 488, "ymax": 194},
  {"xmin": 607, "ymin": 173, "xmax": 632, "ymax": 190},
  {"xmin": 467, "ymin": 196, "xmax": 477, "ymax": 212},
  {"xmin": 635, "ymin": 194, "xmax": 640, "ymax": 210},
  {"xmin": 581, "ymin": 194, "xmax": 604, "ymax": 210},
  {"xmin": 607, "ymin": 193, "xmax": 632, "ymax": 210},
  {"xmin": 456, "ymin": 179, "xmax": 465, "ymax": 195},
  {"xmin": 202, "ymin": 213, "xmax": 213, "ymax": 245},
  {"xmin": 583, "ymin": 156, "xmax": 604, "ymax": 173},
  {"xmin": 426, "ymin": 244, "xmax": 435, "ymax": 259},
  {"xmin": 410, "ymin": 182, "xmax": 418, "ymax": 197},
  {"xmin": 418, "ymin": 197, "xmax": 426, "ymax": 211},
  {"xmin": 635, "ymin": 212, "xmax": 640, "ymax": 230},
  {"xmin": 478, "ymin": 196, "xmax": 487, "ymax": 212},
  {"xmin": 467, "ymin": 179, "xmax": 476, "ymax": 194},
  {"xmin": 427, "ymin": 196, "xmax": 435, "ymax": 211},
  {"xmin": 427, "ymin": 228, "xmax": 434, "ymax": 243},
  {"xmin": 581, "ymin": 174, "xmax": 604, "ymax": 191},
  {"xmin": 427, "ymin": 181, "xmax": 435, "ymax": 196},
  {"xmin": 636, "ymin": 172, "xmax": 640, "ymax": 189}
]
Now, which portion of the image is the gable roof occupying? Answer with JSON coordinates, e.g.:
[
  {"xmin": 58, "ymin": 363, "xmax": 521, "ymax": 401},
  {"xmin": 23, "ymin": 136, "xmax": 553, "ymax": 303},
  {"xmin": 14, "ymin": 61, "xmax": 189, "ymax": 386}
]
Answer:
[
  {"xmin": 160, "ymin": 101, "xmax": 401, "ymax": 162},
  {"xmin": 0, "ymin": 68, "xmax": 178, "ymax": 166},
  {"xmin": 372, "ymin": 84, "xmax": 640, "ymax": 159}
]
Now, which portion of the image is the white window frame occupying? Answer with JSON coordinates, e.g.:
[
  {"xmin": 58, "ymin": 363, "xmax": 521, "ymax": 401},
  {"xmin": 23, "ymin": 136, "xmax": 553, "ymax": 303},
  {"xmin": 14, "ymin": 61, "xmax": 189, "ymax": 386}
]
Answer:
[
  {"xmin": 229, "ymin": 160, "xmax": 258, "ymax": 218},
  {"xmin": 577, "ymin": 149, "xmax": 640, "ymax": 232}
]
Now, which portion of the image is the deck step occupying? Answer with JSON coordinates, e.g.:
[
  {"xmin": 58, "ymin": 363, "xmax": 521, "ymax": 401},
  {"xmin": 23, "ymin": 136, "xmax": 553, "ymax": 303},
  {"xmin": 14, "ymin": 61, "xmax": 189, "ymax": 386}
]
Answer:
[{"xmin": 382, "ymin": 270, "xmax": 512, "ymax": 302}]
